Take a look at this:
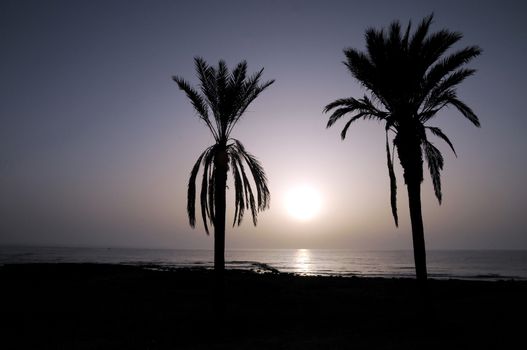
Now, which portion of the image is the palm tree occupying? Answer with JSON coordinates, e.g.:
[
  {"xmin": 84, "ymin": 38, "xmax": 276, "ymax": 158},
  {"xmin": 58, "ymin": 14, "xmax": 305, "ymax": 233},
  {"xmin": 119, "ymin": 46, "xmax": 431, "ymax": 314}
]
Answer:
[
  {"xmin": 173, "ymin": 57, "xmax": 273, "ymax": 274},
  {"xmin": 324, "ymin": 15, "xmax": 481, "ymax": 281}
]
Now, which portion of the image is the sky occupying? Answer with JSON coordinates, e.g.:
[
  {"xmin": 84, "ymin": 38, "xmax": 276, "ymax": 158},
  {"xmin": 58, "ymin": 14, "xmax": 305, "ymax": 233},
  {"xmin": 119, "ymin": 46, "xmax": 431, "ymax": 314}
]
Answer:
[{"xmin": 1, "ymin": 0, "xmax": 526, "ymax": 250}]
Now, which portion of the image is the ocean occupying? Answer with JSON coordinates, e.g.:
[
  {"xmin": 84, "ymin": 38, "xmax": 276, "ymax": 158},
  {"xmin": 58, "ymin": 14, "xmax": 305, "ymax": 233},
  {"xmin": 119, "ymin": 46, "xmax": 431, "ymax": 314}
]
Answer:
[{"xmin": 1, "ymin": 246, "xmax": 526, "ymax": 280}]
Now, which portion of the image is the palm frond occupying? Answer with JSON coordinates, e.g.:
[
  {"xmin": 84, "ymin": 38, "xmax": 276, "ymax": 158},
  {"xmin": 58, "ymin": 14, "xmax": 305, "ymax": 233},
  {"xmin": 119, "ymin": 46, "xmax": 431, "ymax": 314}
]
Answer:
[
  {"xmin": 409, "ymin": 14, "xmax": 434, "ymax": 53},
  {"xmin": 446, "ymin": 96, "xmax": 481, "ymax": 127},
  {"xmin": 230, "ymin": 146, "xmax": 257, "ymax": 224},
  {"xmin": 216, "ymin": 60, "xmax": 230, "ymax": 135},
  {"xmin": 419, "ymin": 29, "xmax": 462, "ymax": 71},
  {"xmin": 239, "ymin": 157, "xmax": 257, "ymax": 222},
  {"xmin": 422, "ymin": 46, "xmax": 482, "ymax": 100},
  {"xmin": 172, "ymin": 77, "xmax": 208, "ymax": 119},
  {"xmin": 231, "ymin": 60, "xmax": 248, "ymax": 85},
  {"xmin": 324, "ymin": 96, "xmax": 387, "ymax": 128},
  {"xmin": 420, "ymin": 89, "xmax": 456, "ymax": 121},
  {"xmin": 340, "ymin": 113, "xmax": 366, "ymax": 139},
  {"xmin": 233, "ymin": 71, "xmax": 274, "ymax": 124},
  {"xmin": 244, "ymin": 154, "xmax": 270, "ymax": 211},
  {"xmin": 227, "ymin": 61, "xmax": 248, "ymax": 122},
  {"xmin": 418, "ymin": 108, "xmax": 440, "ymax": 123},
  {"xmin": 422, "ymin": 139, "xmax": 444, "ymax": 203},
  {"xmin": 194, "ymin": 57, "xmax": 220, "ymax": 129},
  {"xmin": 426, "ymin": 126, "xmax": 457, "ymax": 156},
  {"xmin": 231, "ymin": 140, "xmax": 270, "ymax": 225},
  {"xmin": 207, "ymin": 165, "xmax": 216, "ymax": 229},
  {"xmin": 235, "ymin": 141, "xmax": 269, "ymax": 204},
  {"xmin": 365, "ymin": 27, "xmax": 386, "ymax": 67},
  {"xmin": 232, "ymin": 150, "xmax": 256, "ymax": 224},
  {"xmin": 324, "ymin": 97, "xmax": 356, "ymax": 114},
  {"xmin": 230, "ymin": 155, "xmax": 246, "ymax": 226},
  {"xmin": 388, "ymin": 21, "xmax": 402, "ymax": 47},
  {"xmin": 187, "ymin": 147, "xmax": 211, "ymax": 227},
  {"xmin": 194, "ymin": 57, "xmax": 217, "ymax": 105},
  {"xmin": 226, "ymin": 71, "xmax": 274, "ymax": 137},
  {"xmin": 173, "ymin": 76, "xmax": 218, "ymax": 140},
  {"xmin": 325, "ymin": 105, "xmax": 360, "ymax": 128},
  {"xmin": 344, "ymin": 48, "xmax": 377, "ymax": 93},
  {"xmin": 422, "ymin": 68, "xmax": 476, "ymax": 112},
  {"xmin": 401, "ymin": 20, "xmax": 412, "ymax": 48},
  {"xmin": 199, "ymin": 146, "xmax": 216, "ymax": 234}
]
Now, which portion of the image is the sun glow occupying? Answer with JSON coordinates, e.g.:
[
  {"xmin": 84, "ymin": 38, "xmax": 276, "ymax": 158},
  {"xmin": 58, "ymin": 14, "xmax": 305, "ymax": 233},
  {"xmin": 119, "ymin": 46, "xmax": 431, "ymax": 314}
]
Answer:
[{"xmin": 285, "ymin": 185, "xmax": 322, "ymax": 221}]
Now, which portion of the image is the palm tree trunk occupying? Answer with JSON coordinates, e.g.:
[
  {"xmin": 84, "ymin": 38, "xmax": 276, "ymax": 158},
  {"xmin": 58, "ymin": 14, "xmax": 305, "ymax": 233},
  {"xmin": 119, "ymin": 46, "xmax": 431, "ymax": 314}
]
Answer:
[
  {"xmin": 396, "ymin": 126, "xmax": 428, "ymax": 282},
  {"xmin": 406, "ymin": 178, "xmax": 427, "ymax": 281},
  {"xmin": 212, "ymin": 148, "xmax": 228, "ymax": 320},
  {"xmin": 213, "ymin": 149, "xmax": 228, "ymax": 274}
]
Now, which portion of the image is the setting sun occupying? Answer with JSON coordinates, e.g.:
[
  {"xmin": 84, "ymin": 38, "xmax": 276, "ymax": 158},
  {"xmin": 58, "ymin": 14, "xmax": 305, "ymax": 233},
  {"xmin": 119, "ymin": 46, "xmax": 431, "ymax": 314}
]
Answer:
[{"xmin": 285, "ymin": 185, "xmax": 322, "ymax": 221}]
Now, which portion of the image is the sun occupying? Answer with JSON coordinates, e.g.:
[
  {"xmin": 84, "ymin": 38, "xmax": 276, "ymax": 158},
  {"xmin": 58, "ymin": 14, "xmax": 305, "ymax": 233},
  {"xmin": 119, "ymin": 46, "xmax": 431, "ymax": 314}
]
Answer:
[{"xmin": 285, "ymin": 185, "xmax": 322, "ymax": 221}]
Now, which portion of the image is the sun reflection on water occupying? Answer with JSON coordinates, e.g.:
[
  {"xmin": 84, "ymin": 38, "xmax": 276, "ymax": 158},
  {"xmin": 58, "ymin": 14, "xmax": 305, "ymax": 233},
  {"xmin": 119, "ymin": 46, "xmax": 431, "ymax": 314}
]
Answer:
[{"xmin": 295, "ymin": 249, "xmax": 311, "ymax": 275}]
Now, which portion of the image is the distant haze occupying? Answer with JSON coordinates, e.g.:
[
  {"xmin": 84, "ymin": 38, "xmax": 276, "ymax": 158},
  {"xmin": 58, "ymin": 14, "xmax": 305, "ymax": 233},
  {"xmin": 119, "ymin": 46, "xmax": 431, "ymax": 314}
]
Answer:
[{"xmin": 1, "ymin": 0, "xmax": 526, "ymax": 249}]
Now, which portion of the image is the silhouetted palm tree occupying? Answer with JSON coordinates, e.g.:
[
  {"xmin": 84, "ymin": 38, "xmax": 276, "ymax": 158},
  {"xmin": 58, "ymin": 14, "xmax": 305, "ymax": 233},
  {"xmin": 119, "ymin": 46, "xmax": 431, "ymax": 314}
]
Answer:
[
  {"xmin": 324, "ymin": 15, "xmax": 481, "ymax": 281},
  {"xmin": 173, "ymin": 57, "xmax": 273, "ymax": 274}
]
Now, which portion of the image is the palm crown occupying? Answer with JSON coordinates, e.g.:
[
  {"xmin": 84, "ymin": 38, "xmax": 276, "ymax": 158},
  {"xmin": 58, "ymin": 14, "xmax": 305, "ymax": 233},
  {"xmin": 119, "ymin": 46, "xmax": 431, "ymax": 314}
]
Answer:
[
  {"xmin": 324, "ymin": 14, "xmax": 481, "ymax": 226},
  {"xmin": 173, "ymin": 57, "xmax": 274, "ymax": 233}
]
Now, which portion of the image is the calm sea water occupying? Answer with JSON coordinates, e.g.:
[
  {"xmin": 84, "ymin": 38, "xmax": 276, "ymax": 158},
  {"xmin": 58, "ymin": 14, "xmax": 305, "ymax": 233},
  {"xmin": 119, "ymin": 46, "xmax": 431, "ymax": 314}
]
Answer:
[{"xmin": 1, "ymin": 246, "xmax": 526, "ymax": 280}]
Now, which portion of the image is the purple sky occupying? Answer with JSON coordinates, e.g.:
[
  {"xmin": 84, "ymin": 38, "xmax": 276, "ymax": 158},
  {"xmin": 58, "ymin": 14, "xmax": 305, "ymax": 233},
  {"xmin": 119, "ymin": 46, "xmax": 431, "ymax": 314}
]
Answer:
[{"xmin": 1, "ymin": 0, "xmax": 526, "ymax": 249}]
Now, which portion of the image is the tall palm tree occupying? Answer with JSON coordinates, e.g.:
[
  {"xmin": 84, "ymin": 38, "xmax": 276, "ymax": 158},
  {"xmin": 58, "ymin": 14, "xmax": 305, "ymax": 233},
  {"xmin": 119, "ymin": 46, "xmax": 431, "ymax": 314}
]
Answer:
[
  {"xmin": 324, "ymin": 15, "xmax": 481, "ymax": 281},
  {"xmin": 173, "ymin": 57, "xmax": 273, "ymax": 274}
]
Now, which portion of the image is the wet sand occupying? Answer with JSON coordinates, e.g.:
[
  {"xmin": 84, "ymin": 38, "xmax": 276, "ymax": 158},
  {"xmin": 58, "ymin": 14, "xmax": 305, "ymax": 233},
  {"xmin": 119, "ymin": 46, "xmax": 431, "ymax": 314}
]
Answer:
[{"xmin": 1, "ymin": 263, "xmax": 526, "ymax": 349}]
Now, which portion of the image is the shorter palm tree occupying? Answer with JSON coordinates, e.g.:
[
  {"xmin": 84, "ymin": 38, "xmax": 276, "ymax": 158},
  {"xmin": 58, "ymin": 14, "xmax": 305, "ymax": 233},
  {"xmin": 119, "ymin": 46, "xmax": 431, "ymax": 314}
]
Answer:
[{"xmin": 173, "ymin": 57, "xmax": 273, "ymax": 273}]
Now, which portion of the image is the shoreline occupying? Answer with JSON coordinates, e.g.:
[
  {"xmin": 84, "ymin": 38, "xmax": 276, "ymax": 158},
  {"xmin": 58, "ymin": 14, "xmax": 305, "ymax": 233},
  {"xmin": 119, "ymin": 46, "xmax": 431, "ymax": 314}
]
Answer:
[
  {"xmin": 1, "ymin": 260, "xmax": 523, "ymax": 281},
  {"xmin": 2, "ymin": 247, "xmax": 526, "ymax": 281},
  {"xmin": 2, "ymin": 263, "xmax": 526, "ymax": 349}
]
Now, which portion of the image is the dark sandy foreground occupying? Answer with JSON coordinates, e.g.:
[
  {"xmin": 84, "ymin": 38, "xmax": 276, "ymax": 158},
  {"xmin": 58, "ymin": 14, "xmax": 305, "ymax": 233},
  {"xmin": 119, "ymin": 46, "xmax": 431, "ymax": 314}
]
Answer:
[{"xmin": 1, "ymin": 264, "xmax": 526, "ymax": 349}]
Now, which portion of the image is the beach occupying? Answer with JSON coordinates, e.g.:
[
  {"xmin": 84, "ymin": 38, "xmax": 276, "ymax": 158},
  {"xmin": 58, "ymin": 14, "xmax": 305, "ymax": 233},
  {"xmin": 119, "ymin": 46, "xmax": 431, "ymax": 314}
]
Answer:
[{"xmin": 1, "ymin": 263, "xmax": 526, "ymax": 349}]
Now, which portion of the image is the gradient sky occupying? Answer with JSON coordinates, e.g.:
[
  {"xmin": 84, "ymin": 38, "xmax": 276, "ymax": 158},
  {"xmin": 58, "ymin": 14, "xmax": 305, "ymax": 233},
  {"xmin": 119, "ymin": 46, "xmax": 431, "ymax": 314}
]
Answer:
[{"xmin": 1, "ymin": 0, "xmax": 526, "ymax": 250}]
